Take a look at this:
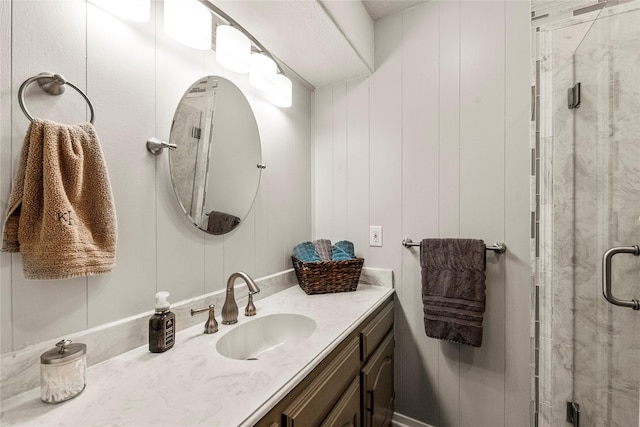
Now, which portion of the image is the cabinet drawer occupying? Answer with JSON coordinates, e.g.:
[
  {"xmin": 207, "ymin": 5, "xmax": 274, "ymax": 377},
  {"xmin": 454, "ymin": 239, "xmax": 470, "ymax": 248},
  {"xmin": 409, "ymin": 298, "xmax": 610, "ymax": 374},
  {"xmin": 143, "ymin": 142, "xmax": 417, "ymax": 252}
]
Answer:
[
  {"xmin": 283, "ymin": 336, "xmax": 360, "ymax": 427},
  {"xmin": 319, "ymin": 377, "xmax": 360, "ymax": 427},
  {"xmin": 360, "ymin": 301, "xmax": 394, "ymax": 361},
  {"xmin": 362, "ymin": 331, "xmax": 395, "ymax": 427}
]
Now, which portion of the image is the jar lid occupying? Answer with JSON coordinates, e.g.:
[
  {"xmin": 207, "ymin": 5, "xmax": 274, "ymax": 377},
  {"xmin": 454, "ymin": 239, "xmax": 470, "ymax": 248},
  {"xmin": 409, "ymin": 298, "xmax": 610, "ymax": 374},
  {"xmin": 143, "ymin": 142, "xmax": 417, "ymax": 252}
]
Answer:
[{"xmin": 41, "ymin": 339, "xmax": 86, "ymax": 365}]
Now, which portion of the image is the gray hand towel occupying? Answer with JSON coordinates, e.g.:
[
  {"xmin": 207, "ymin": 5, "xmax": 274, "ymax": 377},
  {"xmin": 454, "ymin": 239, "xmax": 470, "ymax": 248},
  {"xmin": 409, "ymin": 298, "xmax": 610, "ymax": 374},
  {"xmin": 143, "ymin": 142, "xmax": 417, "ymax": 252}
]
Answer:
[
  {"xmin": 207, "ymin": 211, "xmax": 241, "ymax": 234},
  {"xmin": 313, "ymin": 239, "xmax": 333, "ymax": 261},
  {"xmin": 420, "ymin": 238, "xmax": 486, "ymax": 347}
]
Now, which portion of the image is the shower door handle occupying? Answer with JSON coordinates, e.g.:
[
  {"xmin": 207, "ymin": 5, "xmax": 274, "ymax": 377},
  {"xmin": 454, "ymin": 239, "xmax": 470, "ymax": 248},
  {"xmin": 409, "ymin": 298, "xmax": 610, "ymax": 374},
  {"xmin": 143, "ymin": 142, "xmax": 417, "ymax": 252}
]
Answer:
[{"xmin": 602, "ymin": 245, "xmax": 640, "ymax": 310}]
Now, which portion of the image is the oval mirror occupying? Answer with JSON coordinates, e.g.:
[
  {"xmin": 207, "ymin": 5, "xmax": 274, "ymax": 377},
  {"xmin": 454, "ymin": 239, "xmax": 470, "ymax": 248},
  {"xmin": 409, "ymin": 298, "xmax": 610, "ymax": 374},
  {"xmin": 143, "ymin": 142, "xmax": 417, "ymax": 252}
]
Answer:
[{"xmin": 168, "ymin": 76, "xmax": 262, "ymax": 235}]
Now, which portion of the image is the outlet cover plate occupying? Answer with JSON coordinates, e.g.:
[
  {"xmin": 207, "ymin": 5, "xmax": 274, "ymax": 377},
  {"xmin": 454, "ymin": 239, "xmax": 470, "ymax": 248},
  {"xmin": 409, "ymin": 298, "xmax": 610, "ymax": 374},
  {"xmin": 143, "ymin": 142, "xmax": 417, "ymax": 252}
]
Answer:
[{"xmin": 370, "ymin": 226, "xmax": 382, "ymax": 247}]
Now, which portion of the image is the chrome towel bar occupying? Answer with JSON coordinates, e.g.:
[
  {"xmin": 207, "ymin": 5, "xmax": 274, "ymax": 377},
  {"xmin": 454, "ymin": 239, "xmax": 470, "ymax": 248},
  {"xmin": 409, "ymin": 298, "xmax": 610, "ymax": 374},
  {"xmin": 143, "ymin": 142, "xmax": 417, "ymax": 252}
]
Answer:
[
  {"xmin": 18, "ymin": 72, "xmax": 95, "ymax": 124},
  {"xmin": 402, "ymin": 238, "xmax": 507, "ymax": 254}
]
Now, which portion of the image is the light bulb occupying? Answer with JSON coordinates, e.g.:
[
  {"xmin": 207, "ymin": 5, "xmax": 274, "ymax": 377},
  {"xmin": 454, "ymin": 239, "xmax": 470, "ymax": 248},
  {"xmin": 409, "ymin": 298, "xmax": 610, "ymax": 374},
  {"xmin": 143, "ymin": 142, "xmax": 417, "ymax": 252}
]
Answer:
[
  {"xmin": 249, "ymin": 53, "xmax": 277, "ymax": 92},
  {"xmin": 270, "ymin": 73, "xmax": 292, "ymax": 108},
  {"xmin": 216, "ymin": 25, "xmax": 251, "ymax": 73},
  {"xmin": 164, "ymin": 0, "xmax": 212, "ymax": 51}
]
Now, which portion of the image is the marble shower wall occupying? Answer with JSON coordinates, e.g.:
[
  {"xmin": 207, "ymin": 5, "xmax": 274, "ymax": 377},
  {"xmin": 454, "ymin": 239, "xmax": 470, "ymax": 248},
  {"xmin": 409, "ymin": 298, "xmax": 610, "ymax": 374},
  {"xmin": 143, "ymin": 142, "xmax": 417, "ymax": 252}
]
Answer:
[{"xmin": 537, "ymin": 2, "xmax": 640, "ymax": 425}]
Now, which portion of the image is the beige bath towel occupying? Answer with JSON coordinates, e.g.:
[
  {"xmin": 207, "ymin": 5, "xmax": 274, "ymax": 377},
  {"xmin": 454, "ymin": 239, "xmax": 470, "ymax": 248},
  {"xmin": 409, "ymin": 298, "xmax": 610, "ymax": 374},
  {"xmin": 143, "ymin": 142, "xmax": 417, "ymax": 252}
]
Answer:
[{"xmin": 2, "ymin": 119, "xmax": 117, "ymax": 280}]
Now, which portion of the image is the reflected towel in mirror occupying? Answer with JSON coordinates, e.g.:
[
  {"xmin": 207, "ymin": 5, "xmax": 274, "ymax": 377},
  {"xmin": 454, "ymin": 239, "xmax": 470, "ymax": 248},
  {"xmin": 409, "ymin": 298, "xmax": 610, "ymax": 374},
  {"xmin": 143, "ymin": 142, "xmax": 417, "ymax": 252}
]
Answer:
[{"xmin": 206, "ymin": 210, "xmax": 241, "ymax": 234}]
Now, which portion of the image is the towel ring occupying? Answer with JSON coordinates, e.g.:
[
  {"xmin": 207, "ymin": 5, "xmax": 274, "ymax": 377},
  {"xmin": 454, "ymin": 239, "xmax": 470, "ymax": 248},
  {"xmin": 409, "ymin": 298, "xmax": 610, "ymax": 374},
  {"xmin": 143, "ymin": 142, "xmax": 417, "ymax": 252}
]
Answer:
[{"xmin": 18, "ymin": 72, "xmax": 95, "ymax": 124}]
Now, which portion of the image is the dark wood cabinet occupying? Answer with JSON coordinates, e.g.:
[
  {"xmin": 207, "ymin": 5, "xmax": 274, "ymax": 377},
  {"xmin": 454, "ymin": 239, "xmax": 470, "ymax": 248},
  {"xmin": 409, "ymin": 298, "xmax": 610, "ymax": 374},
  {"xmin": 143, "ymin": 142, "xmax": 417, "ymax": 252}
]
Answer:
[
  {"xmin": 361, "ymin": 332, "xmax": 394, "ymax": 427},
  {"xmin": 283, "ymin": 337, "xmax": 360, "ymax": 426},
  {"xmin": 256, "ymin": 297, "xmax": 394, "ymax": 427},
  {"xmin": 320, "ymin": 378, "xmax": 361, "ymax": 427}
]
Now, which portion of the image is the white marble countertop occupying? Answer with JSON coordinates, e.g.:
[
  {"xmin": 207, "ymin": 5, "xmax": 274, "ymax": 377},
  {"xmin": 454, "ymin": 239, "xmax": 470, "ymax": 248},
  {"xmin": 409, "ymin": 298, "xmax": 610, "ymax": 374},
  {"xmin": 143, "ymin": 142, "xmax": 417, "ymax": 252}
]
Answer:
[{"xmin": 1, "ymin": 283, "xmax": 393, "ymax": 427}]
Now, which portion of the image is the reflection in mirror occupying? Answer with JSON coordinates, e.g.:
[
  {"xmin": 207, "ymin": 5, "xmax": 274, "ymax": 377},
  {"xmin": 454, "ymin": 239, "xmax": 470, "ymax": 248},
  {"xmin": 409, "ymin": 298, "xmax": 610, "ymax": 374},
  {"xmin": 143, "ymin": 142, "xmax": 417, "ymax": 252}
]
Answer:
[{"xmin": 169, "ymin": 76, "xmax": 262, "ymax": 234}]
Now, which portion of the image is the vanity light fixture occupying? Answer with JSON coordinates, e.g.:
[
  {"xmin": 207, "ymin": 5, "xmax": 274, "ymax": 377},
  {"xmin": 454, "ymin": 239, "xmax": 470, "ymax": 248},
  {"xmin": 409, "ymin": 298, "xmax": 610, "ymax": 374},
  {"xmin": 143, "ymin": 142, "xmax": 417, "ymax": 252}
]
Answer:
[
  {"xmin": 216, "ymin": 25, "xmax": 252, "ymax": 73},
  {"xmin": 270, "ymin": 73, "xmax": 293, "ymax": 108},
  {"xmin": 164, "ymin": 0, "xmax": 212, "ymax": 51},
  {"xmin": 249, "ymin": 53, "xmax": 277, "ymax": 92},
  {"xmin": 91, "ymin": 0, "xmax": 150, "ymax": 22},
  {"xmin": 207, "ymin": 4, "xmax": 293, "ymax": 108}
]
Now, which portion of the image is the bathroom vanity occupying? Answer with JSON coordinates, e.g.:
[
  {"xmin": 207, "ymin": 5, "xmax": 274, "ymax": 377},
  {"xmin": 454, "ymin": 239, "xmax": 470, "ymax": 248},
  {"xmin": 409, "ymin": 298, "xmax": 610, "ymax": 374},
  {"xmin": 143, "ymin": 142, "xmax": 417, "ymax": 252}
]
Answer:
[
  {"xmin": 256, "ymin": 297, "xmax": 394, "ymax": 427},
  {"xmin": 0, "ymin": 282, "xmax": 394, "ymax": 427}
]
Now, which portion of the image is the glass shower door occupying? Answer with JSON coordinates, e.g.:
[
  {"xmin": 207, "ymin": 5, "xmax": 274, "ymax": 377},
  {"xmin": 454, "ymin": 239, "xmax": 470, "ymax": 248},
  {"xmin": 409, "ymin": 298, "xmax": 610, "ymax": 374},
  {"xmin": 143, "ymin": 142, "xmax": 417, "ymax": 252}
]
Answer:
[{"xmin": 569, "ymin": 3, "xmax": 640, "ymax": 426}]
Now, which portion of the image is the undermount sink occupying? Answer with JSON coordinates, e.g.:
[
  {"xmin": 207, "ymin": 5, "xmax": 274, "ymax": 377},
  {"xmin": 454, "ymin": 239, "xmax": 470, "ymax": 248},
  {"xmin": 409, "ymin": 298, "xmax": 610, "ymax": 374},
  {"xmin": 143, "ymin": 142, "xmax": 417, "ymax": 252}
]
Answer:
[{"xmin": 216, "ymin": 313, "xmax": 317, "ymax": 360}]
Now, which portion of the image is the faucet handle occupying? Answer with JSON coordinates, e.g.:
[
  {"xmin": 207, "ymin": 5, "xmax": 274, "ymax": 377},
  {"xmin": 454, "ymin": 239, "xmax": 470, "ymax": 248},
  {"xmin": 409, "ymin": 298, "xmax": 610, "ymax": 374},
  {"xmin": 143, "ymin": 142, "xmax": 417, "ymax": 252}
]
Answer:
[
  {"xmin": 191, "ymin": 304, "xmax": 218, "ymax": 334},
  {"xmin": 245, "ymin": 293, "xmax": 257, "ymax": 317}
]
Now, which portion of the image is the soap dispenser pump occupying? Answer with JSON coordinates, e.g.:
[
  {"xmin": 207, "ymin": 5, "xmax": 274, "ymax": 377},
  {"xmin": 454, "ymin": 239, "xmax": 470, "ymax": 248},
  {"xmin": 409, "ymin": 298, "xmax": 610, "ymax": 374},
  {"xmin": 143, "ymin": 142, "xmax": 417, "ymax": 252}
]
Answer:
[{"xmin": 149, "ymin": 292, "xmax": 175, "ymax": 353}]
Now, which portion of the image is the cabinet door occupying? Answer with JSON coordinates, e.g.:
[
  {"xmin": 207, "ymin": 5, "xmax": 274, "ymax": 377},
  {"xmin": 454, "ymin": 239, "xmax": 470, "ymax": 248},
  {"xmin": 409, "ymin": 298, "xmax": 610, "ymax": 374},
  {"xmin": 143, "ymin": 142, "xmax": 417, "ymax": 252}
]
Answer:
[
  {"xmin": 361, "ymin": 332, "xmax": 394, "ymax": 427},
  {"xmin": 360, "ymin": 301, "xmax": 394, "ymax": 362},
  {"xmin": 320, "ymin": 377, "xmax": 360, "ymax": 427},
  {"xmin": 283, "ymin": 337, "xmax": 360, "ymax": 427}
]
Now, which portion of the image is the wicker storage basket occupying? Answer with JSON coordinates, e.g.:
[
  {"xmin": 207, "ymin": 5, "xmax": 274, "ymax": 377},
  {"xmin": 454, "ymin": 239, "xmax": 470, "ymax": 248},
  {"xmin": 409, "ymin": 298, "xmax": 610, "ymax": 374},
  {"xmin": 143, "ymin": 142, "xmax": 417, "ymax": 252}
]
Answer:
[{"xmin": 292, "ymin": 256, "xmax": 364, "ymax": 295}]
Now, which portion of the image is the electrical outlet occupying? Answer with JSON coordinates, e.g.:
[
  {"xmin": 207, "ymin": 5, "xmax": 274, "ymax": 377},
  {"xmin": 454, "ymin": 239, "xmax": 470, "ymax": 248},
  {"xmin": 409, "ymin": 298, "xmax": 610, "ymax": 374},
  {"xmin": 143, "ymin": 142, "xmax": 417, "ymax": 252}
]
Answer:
[{"xmin": 370, "ymin": 226, "xmax": 383, "ymax": 247}]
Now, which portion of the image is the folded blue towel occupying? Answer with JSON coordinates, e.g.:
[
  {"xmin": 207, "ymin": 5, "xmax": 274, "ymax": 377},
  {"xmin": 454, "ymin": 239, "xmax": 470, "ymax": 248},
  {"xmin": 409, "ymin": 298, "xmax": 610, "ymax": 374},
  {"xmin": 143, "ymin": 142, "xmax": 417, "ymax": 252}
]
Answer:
[
  {"xmin": 333, "ymin": 240, "xmax": 355, "ymax": 259},
  {"xmin": 293, "ymin": 242, "xmax": 321, "ymax": 262},
  {"xmin": 332, "ymin": 246, "xmax": 352, "ymax": 261}
]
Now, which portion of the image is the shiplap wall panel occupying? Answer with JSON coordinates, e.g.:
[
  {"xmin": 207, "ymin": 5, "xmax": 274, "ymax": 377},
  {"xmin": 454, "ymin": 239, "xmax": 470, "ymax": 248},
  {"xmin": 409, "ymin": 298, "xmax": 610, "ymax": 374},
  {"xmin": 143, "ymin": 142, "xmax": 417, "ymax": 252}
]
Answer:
[
  {"xmin": 253, "ymin": 97, "xmax": 283, "ymax": 277},
  {"xmin": 279, "ymin": 84, "xmax": 313, "ymax": 270},
  {"xmin": 400, "ymin": 1, "xmax": 443, "ymax": 424},
  {"xmin": 10, "ymin": 1, "xmax": 89, "ymax": 348},
  {"xmin": 439, "ymin": 0, "xmax": 462, "ymax": 238},
  {"xmin": 313, "ymin": 1, "xmax": 531, "ymax": 425},
  {"xmin": 332, "ymin": 84, "xmax": 348, "ymax": 241},
  {"xmin": 459, "ymin": 2, "xmax": 507, "ymax": 426},
  {"xmin": 313, "ymin": 86, "xmax": 333, "ymax": 239},
  {"xmin": 346, "ymin": 77, "xmax": 370, "ymax": 261},
  {"xmin": 438, "ymin": 2, "xmax": 463, "ymax": 424},
  {"xmin": 369, "ymin": 13, "xmax": 402, "ymax": 274},
  {"xmin": 86, "ymin": 3, "xmax": 159, "ymax": 325}
]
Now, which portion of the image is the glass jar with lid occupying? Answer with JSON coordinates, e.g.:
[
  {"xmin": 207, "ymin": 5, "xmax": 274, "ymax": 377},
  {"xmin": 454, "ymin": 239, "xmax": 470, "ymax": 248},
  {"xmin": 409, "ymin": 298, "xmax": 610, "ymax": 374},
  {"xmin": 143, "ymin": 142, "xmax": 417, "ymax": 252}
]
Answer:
[{"xmin": 40, "ymin": 339, "xmax": 86, "ymax": 403}]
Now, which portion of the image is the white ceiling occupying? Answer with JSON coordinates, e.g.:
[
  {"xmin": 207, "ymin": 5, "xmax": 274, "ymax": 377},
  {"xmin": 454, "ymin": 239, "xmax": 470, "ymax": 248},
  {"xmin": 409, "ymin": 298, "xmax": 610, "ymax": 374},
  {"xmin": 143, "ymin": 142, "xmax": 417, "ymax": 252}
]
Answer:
[
  {"xmin": 209, "ymin": 1, "xmax": 426, "ymax": 89},
  {"xmin": 362, "ymin": 0, "xmax": 427, "ymax": 21}
]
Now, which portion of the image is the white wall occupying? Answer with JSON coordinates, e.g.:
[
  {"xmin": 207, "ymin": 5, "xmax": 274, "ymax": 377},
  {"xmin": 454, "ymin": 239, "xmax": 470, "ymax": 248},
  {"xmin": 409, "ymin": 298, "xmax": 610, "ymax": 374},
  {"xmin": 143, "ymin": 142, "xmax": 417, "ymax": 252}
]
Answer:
[
  {"xmin": 0, "ymin": 0, "xmax": 312, "ymax": 353},
  {"xmin": 313, "ymin": 1, "xmax": 531, "ymax": 425}
]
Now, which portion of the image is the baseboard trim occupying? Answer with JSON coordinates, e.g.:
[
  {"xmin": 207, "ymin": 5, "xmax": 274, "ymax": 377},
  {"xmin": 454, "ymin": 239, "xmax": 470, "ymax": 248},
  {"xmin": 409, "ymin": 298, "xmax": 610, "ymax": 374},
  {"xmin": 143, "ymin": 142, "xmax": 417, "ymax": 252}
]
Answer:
[{"xmin": 392, "ymin": 412, "xmax": 435, "ymax": 427}]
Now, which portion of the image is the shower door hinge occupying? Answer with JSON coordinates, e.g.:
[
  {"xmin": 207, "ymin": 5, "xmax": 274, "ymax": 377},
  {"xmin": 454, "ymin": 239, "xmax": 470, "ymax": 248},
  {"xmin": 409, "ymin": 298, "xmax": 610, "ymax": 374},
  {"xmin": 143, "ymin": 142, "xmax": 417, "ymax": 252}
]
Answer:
[
  {"xmin": 566, "ymin": 401, "xmax": 580, "ymax": 427},
  {"xmin": 568, "ymin": 83, "xmax": 581, "ymax": 109}
]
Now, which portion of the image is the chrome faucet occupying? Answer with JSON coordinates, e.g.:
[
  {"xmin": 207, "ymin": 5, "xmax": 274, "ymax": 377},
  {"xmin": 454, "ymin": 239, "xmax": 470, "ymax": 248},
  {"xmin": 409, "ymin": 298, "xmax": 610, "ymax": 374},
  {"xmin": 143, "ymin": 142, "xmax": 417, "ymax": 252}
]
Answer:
[{"xmin": 221, "ymin": 272, "xmax": 260, "ymax": 325}]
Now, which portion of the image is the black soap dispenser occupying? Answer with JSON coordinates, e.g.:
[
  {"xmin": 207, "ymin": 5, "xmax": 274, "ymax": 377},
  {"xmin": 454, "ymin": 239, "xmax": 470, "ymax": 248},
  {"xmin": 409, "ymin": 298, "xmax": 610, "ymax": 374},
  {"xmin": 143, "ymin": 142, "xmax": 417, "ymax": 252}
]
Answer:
[{"xmin": 149, "ymin": 292, "xmax": 175, "ymax": 353}]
